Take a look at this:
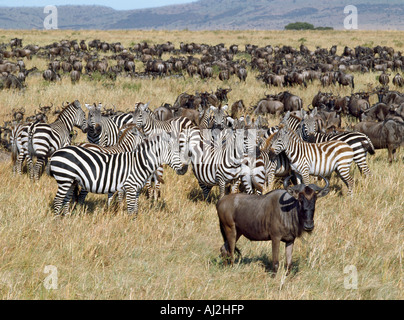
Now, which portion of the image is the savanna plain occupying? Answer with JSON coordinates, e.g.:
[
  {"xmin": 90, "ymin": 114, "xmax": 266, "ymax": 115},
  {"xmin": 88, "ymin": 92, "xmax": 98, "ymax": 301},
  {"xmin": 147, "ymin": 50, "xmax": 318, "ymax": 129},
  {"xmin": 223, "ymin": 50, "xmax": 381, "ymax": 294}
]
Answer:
[{"xmin": 0, "ymin": 29, "xmax": 402, "ymax": 299}]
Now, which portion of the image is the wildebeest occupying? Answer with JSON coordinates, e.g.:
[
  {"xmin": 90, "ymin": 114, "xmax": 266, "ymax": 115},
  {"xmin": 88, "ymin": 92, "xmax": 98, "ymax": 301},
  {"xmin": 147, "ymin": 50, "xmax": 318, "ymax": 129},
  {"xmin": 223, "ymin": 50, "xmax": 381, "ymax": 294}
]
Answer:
[
  {"xmin": 354, "ymin": 119, "xmax": 404, "ymax": 163},
  {"xmin": 392, "ymin": 73, "xmax": 403, "ymax": 87},
  {"xmin": 253, "ymin": 98, "xmax": 284, "ymax": 117},
  {"xmin": 216, "ymin": 175, "xmax": 329, "ymax": 273}
]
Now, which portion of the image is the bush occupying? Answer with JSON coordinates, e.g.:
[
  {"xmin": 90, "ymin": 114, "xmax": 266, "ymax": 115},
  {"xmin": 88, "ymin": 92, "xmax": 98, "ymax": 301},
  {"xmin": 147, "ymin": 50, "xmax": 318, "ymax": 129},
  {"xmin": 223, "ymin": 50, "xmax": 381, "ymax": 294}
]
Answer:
[
  {"xmin": 285, "ymin": 22, "xmax": 333, "ymax": 31},
  {"xmin": 285, "ymin": 22, "xmax": 314, "ymax": 30}
]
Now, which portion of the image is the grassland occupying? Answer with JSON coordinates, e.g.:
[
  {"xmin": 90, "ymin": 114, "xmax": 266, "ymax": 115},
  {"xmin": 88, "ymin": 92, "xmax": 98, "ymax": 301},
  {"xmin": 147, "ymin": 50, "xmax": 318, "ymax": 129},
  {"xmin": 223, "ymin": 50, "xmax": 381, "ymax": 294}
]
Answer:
[{"xmin": 0, "ymin": 29, "xmax": 403, "ymax": 300}]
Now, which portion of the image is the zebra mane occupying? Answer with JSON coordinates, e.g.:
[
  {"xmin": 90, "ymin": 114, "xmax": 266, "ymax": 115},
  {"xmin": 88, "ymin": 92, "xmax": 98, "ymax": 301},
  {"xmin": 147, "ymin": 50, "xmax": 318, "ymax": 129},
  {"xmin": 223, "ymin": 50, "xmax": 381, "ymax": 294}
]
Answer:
[
  {"xmin": 55, "ymin": 101, "xmax": 75, "ymax": 121},
  {"xmin": 263, "ymin": 123, "xmax": 284, "ymax": 151},
  {"xmin": 117, "ymin": 123, "xmax": 143, "ymax": 144}
]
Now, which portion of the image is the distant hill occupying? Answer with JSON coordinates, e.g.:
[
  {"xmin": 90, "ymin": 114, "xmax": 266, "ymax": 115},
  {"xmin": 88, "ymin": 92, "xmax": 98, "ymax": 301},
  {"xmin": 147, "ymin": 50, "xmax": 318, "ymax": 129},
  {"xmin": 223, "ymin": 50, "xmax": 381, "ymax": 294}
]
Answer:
[{"xmin": 0, "ymin": 0, "xmax": 403, "ymax": 30}]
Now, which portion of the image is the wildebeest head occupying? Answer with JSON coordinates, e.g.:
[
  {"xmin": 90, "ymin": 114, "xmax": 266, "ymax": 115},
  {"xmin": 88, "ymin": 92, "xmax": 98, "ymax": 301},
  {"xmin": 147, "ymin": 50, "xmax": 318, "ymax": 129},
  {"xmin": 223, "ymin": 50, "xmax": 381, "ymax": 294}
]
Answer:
[{"xmin": 283, "ymin": 175, "xmax": 329, "ymax": 231}]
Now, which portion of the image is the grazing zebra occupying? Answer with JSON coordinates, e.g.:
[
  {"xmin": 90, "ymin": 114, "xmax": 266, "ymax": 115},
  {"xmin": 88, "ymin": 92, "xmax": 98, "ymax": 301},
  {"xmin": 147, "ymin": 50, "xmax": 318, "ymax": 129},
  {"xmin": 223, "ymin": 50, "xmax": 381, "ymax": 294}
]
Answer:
[
  {"xmin": 267, "ymin": 125, "xmax": 355, "ymax": 195},
  {"xmin": 27, "ymin": 100, "xmax": 87, "ymax": 181},
  {"xmin": 49, "ymin": 132, "xmax": 189, "ymax": 215},
  {"xmin": 299, "ymin": 112, "xmax": 375, "ymax": 176},
  {"xmin": 187, "ymin": 126, "xmax": 245, "ymax": 200}
]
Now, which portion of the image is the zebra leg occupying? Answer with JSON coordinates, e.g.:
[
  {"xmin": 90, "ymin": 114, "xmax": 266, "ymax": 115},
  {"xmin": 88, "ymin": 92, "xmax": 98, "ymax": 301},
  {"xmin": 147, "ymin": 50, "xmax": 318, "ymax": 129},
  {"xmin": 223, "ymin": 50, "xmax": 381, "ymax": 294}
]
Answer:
[
  {"xmin": 34, "ymin": 157, "xmax": 46, "ymax": 181},
  {"xmin": 54, "ymin": 182, "xmax": 75, "ymax": 215},
  {"xmin": 336, "ymin": 167, "xmax": 354, "ymax": 196},
  {"xmin": 353, "ymin": 154, "xmax": 372, "ymax": 176},
  {"xmin": 16, "ymin": 151, "xmax": 26, "ymax": 175},
  {"xmin": 199, "ymin": 182, "xmax": 212, "ymax": 202},
  {"xmin": 125, "ymin": 187, "xmax": 140, "ymax": 216},
  {"xmin": 27, "ymin": 156, "xmax": 34, "ymax": 180},
  {"xmin": 77, "ymin": 188, "xmax": 88, "ymax": 205}
]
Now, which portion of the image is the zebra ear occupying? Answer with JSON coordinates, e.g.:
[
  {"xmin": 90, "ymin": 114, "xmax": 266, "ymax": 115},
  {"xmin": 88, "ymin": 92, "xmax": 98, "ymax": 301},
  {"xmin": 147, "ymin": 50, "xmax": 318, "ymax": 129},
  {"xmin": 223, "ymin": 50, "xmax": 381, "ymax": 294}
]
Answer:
[
  {"xmin": 222, "ymin": 104, "xmax": 229, "ymax": 111},
  {"xmin": 84, "ymin": 103, "xmax": 93, "ymax": 110},
  {"xmin": 142, "ymin": 102, "xmax": 150, "ymax": 111}
]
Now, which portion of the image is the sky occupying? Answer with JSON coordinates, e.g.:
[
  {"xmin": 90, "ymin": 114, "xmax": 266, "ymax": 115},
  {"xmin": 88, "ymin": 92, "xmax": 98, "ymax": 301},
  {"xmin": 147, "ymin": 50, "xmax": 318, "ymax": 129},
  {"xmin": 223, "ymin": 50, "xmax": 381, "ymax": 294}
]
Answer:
[{"xmin": 0, "ymin": 0, "xmax": 196, "ymax": 10}]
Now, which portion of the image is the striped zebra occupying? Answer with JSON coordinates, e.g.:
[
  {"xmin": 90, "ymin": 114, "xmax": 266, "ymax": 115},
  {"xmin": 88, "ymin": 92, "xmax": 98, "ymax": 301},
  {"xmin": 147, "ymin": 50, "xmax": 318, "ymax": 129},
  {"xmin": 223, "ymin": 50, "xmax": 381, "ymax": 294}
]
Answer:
[
  {"xmin": 133, "ymin": 103, "xmax": 196, "ymax": 199},
  {"xmin": 187, "ymin": 126, "xmax": 244, "ymax": 200},
  {"xmin": 27, "ymin": 100, "xmax": 87, "ymax": 181},
  {"xmin": 267, "ymin": 125, "xmax": 355, "ymax": 195},
  {"xmin": 49, "ymin": 132, "xmax": 189, "ymax": 215},
  {"xmin": 11, "ymin": 116, "xmax": 51, "ymax": 176},
  {"xmin": 10, "ymin": 122, "xmax": 31, "ymax": 175},
  {"xmin": 86, "ymin": 103, "xmax": 133, "ymax": 147},
  {"xmin": 77, "ymin": 123, "xmax": 146, "ymax": 205},
  {"xmin": 299, "ymin": 112, "xmax": 375, "ymax": 176}
]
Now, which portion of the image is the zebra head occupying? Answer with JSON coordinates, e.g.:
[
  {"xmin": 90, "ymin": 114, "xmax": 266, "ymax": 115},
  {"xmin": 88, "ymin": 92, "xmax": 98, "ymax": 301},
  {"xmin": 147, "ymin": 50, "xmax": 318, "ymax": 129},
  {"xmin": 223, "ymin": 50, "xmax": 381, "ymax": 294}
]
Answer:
[
  {"xmin": 85, "ymin": 102, "xmax": 102, "ymax": 143},
  {"xmin": 132, "ymin": 102, "xmax": 150, "ymax": 129},
  {"xmin": 267, "ymin": 125, "xmax": 290, "ymax": 159},
  {"xmin": 72, "ymin": 100, "xmax": 88, "ymax": 133},
  {"xmin": 209, "ymin": 105, "xmax": 229, "ymax": 130},
  {"xmin": 160, "ymin": 131, "xmax": 189, "ymax": 175},
  {"xmin": 301, "ymin": 110, "xmax": 318, "ymax": 143}
]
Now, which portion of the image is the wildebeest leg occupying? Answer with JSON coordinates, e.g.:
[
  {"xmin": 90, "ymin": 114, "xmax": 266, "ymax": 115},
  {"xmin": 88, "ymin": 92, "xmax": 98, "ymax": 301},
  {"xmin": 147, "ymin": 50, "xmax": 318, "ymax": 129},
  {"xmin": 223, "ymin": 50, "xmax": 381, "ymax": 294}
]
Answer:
[
  {"xmin": 285, "ymin": 242, "xmax": 294, "ymax": 275},
  {"xmin": 271, "ymin": 238, "xmax": 281, "ymax": 273},
  {"xmin": 220, "ymin": 223, "xmax": 239, "ymax": 265}
]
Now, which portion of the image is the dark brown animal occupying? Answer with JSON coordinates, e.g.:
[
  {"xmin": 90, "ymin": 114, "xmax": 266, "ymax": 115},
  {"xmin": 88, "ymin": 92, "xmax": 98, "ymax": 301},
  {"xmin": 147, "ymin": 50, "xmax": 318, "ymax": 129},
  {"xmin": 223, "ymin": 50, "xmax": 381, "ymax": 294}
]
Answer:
[
  {"xmin": 216, "ymin": 176, "xmax": 329, "ymax": 273},
  {"xmin": 354, "ymin": 119, "xmax": 404, "ymax": 163}
]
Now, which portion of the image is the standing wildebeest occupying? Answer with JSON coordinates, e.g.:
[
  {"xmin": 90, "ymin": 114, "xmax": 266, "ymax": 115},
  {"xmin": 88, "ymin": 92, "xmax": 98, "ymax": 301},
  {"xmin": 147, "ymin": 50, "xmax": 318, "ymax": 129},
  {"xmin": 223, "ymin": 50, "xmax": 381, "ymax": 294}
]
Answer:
[
  {"xmin": 237, "ymin": 67, "xmax": 247, "ymax": 82},
  {"xmin": 354, "ymin": 119, "xmax": 404, "ymax": 163},
  {"xmin": 392, "ymin": 73, "xmax": 403, "ymax": 87},
  {"xmin": 379, "ymin": 71, "xmax": 390, "ymax": 87},
  {"xmin": 336, "ymin": 71, "xmax": 355, "ymax": 89},
  {"xmin": 217, "ymin": 175, "xmax": 329, "ymax": 273}
]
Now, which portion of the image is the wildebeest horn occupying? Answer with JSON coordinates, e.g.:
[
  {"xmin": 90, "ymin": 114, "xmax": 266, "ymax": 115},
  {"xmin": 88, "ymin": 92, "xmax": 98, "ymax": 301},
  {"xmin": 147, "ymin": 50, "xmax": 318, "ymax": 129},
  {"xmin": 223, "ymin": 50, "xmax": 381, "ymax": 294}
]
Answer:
[{"xmin": 308, "ymin": 175, "xmax": 330, "ymax": 198}]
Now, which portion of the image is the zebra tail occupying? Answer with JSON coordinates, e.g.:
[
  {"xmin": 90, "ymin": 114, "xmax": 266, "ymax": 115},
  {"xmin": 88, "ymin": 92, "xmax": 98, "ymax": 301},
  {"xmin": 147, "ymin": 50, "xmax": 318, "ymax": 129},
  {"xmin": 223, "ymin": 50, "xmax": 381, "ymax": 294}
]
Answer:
[
  {"xmin": 364, "ymin": 137, "xmax": 376, "ymax": 155},
  {"xmin": 251, "ymin": 175, "xmax": 264, "ymax": 194},
  {"xmin": 27, "ymin": 121, "xmax": 38, "ymax": 159},
  {"xmin": 11, "ymin": 137, "xmax": 17, "ymax": 166}
]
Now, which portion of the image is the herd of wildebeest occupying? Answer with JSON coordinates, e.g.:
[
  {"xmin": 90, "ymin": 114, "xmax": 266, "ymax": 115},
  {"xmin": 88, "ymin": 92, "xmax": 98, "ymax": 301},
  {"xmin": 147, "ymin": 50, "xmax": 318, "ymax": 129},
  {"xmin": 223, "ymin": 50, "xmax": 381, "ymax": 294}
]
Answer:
[{"xmin": 0, "ymin": 36, "xmax": 404, "ymax": 272}]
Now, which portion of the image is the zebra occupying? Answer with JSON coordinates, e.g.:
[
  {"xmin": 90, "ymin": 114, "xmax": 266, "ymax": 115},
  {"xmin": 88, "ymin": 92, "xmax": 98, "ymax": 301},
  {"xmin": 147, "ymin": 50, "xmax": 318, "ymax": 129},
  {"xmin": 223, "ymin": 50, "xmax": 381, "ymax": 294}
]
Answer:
[
  {"xmin": 48, "ymin": 132, "xmax": 189, "ymax": 216},
  {"xmin": 133, "ymin": 102, "xmax": 196, "ymax": 199},
  {"xmin": 298, "ymin": 111, "xmax": 375, "ymax": 176},
  {"xmin": 267, "ymin": 124, "xmax": 355, "ymax": 195},
  {"xmin": 85, "ymin": 103, "xmax": 133, "ymax": 147},
  {"xmin": 10, "ymin": 122, "xmax": 31, "ymax": 175},
  {"xmin": 27, "ymin": 100, "xmax": 87, "ymax": 181},
  {"xmin": 77, "ymin": 123, "xmax": 146, "ymax": 205},
  {"xmin": 187, "ymin": 126, "xmax": 245, "ymax": 200}
]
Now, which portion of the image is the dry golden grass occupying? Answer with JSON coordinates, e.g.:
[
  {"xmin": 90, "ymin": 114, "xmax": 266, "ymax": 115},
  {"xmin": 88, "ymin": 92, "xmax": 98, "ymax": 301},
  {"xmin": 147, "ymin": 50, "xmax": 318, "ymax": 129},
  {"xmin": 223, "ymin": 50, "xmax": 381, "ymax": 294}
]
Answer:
[{"xmin": 0, "ymin": 29, "xmax": 403, "ymax": 300}]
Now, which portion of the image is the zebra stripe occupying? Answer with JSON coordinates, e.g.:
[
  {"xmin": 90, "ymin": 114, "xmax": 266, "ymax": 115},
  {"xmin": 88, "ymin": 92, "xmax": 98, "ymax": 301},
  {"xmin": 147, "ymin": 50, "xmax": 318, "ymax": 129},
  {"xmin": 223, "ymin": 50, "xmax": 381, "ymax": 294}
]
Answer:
[
  {"xmin": 133, "ymin": 103, "xmax": 196, "ymax": 199},
  {"xmin": 268, "ymin": 126, "xmax": 355, "ymax": 195},
  {"xmin": 49, "ymin": 133, "xmax": 188, "ymax": 215},
  {"xmin": 27, "ymin": 100, "xmax": 87, "ymax": 181},
  {"xmin": 187, "ymin": 127, "xmax": 244, "ymax": 200},
  {"xmin": 86, "ymin": 103, "xmax": 133, "ymax": 147},
  {"xmin": 78, "ymin": 123, "xmax": 146, "ymax": 205},
  {"xmin": 299, "ymin": 115, "xmax": 375, "ymax": 175}
]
